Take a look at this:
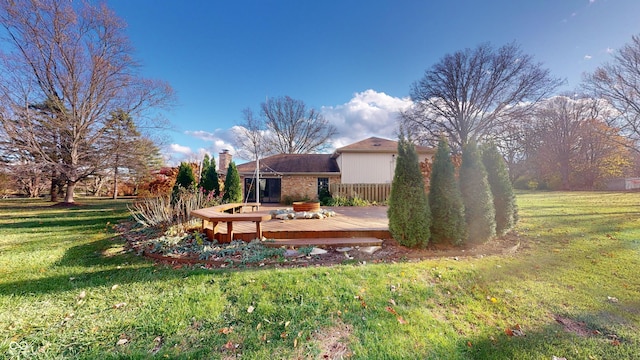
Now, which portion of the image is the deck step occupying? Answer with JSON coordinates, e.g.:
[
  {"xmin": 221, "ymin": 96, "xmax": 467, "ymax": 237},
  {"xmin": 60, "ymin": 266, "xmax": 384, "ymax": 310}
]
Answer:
[{"xmin": 262, "ymin": 237, "xmax": 383, "ymax": 248}]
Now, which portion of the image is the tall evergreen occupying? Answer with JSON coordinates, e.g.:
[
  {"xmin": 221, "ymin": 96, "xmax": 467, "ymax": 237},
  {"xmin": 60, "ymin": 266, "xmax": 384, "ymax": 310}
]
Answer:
[
  {"xmin": 481, "ymin": 142, "xmax": 518, "ymax": 236},
  {"xmin": 173, "ymin": 162, "xmax": 196, "ymax": 191},
  {"xmin": 387, "ymin": 136, "xmax": 431, "ymax": 248},
  {"xmin": 200, "ymin": 154, "xmax": 211, "ymax": 183},
  {"xmin": 172, "ymin": 162, "xmax": 196, "ymax": 203},
  {"xmin": 199, "ymin": 154, "xmax": 219, "ymax": 196},
  {"xmin": 429, "ymin": 138, "xmax": 466, "ymax": 245},
  {"xmin": 459, "ymin": 141, "xmax": 496, "ymax": 243},
  {"xmin": 222, "ymin": 162, "xmax": 242, "ymax": 203}
]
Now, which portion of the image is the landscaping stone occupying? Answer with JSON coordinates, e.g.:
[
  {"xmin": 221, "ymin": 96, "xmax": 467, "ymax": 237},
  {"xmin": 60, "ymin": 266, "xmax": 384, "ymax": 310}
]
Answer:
[
  {"xmin": 358, "ymin": 246, "xmax": 382, "ymax": 255},
  {"xmin": 284, "ymin": 249, "xmax": 302, "ymax": 258},
  {"xmin": 309, "ymin": 247, "xmax": 327, "ymax": 255},
  {"xmin": 269, "ymin": 208, "xmax": 336, "ymax": 220},
  {"xmin": 336, "ymin": 247, "xmax": 353, "ymax": 253}
]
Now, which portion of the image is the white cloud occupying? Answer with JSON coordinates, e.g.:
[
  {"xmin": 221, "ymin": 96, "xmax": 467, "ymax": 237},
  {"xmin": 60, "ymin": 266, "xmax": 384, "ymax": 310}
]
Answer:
[
  {"xmin": 606, "ymin": 47, "xmax": 614, "ymax": 54},
  {"xmin": 321, "ymin": 89, "xmax": 412, "ymax": 150},
  {"xmin": 184, "ymin": 129, "xmax": 236, "ymax": 156},
  {"xmin": 169, "ymin": 143, "xmax": 192, "ymax": 155},
  {"xmin": 584, "ymin": 54, "xmax": 592, "ymax": 60}
]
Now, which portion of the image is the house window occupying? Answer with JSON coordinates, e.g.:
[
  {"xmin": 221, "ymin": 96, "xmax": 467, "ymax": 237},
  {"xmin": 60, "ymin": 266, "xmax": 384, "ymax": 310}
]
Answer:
[{"xmin": 317, "ymin": 177, "xmax": 329, "ymax": 196}]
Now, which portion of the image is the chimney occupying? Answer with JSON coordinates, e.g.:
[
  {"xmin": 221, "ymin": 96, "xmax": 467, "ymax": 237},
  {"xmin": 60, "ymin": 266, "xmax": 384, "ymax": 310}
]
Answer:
[{"xmin": 219, "ymin": 149, "xmax": 232, "ymax": 174}]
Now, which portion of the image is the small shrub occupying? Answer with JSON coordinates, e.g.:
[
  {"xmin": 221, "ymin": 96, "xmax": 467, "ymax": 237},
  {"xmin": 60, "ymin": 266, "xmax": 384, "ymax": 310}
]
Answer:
[{"xmin": 324, "ymin": 194, "xmax": 370, "ymax": 207}]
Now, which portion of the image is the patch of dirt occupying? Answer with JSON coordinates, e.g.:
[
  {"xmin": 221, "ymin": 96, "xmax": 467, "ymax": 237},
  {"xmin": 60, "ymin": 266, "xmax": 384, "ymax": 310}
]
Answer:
[
  {"xmin": 300, "ymin": 319, "xmax": 353, "ymax": 359},
  {"xmin": 553, "ymin": 314, "xmax": 593, "ymax": 337}
]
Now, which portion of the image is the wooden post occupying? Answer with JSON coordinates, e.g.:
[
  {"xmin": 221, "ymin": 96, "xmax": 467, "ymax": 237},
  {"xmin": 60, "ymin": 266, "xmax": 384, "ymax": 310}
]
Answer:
[{"xmin": 227, "ymin": 221, "xmax": 234, "ymax": 241}]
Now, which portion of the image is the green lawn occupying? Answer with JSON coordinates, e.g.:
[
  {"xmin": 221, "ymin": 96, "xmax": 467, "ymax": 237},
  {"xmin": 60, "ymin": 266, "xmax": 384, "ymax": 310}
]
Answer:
[{"xmin": 1, "ymin": 193, "xmax": 639, "ymax": 359}]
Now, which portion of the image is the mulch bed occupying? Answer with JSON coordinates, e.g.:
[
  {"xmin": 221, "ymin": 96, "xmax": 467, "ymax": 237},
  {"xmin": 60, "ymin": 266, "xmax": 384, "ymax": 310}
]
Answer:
[{"xmin": 116, "ymin": 220, "xmax": 526, "ymax": 269}]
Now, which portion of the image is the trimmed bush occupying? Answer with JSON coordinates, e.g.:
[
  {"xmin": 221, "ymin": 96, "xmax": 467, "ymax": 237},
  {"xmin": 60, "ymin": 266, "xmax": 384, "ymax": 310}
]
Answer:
[
  {"xmin": 222, "ymin": 162, "xmax": 242, "ymax": 203},
  {"xmin": 459, "ymin": 141, "xmax": 496, "ymax": 243},
  {"xmin": 387, "ymin": 137, "xmax": 431, "ymax": 248},
  {"xmin": 429, "ymin": 138, "xmax": 466, "ymax": 245},
  {"xmin": 481, "ymin": 142, "xmax": 518, "ymax": 236}
]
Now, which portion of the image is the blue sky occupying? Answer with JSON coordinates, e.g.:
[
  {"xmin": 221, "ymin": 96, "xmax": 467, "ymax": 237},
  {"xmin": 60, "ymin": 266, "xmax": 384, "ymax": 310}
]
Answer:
[{"xmin": 106, "ymin": 0, "xmax": 640, "ymax": 164}]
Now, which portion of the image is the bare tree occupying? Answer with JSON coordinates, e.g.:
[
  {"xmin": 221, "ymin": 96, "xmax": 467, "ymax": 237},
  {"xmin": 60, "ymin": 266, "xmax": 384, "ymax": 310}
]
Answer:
[
  {"xmin": 584, "ymin": 34, "xmax": 640, "ymax": 150},
  {"xmin": 0, "ymin": 0, "xmax": 174, "ymax": 203},
  {"xmin": 233, "ymin": 108, "xmax": 270, "ymax": 161},
  {"xmin": 261, "ymin": 96, "xmax": 337, "ymax": 154},
  {"xmin": 402, "ymin": 42, "xmax": 561, "ymax": 150}
]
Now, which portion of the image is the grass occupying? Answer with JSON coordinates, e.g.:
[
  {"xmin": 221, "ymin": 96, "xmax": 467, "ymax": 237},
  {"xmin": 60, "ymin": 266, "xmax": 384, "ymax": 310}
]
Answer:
[{"xmin": 1, "ymin": 192, "xmax": 639, "ymax": 359}]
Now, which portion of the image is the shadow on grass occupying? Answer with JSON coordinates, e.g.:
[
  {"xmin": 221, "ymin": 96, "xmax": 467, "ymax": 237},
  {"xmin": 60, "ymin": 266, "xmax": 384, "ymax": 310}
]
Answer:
[
  {"xmin": 0, "ymin": 231, "xmax": 208, "ymax": 296},
  {"xmin": 465, "ymin": 311, "xmax": 638, "ymax": 359},
  {"xmin": 0, "ymin": 237, "xmax": 203, "ymax": 296}
]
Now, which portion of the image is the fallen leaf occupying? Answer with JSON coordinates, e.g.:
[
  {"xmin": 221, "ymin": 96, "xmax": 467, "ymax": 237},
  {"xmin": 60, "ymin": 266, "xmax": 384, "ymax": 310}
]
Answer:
[
  {"xmin": 397, "ymin": 316, "xmax": 408, "ymax": 324},
  {"xmin": 223, "ymin": 340, "xmax": 234, "ymax": 350},
  {"xmin": 385, "ymin": 306, "xmax": 398, "ymax": 315},
  {"xmin": 256, "ymin": 323, "xmax": 262, "ymax": 330},
  {"xmin": 294, "ymin": 338, "xmax": 298, "ymax": 348},
  {"xmin": 78, "ymin": 291, "xmax": 86, "ymax": 300},
  {"xmin": 388, "ymin": 299, "xmax": 396, "ymax": 306},
  {"xmin": 247, "ymin": 305, "xmax": 255, "ymax": 313},
  {"xmin": 284, "ymin": 321, "xmax": 291, "ymax": 328},
  {"xmin": 219, "ymin": 327, "xmax": 233, "ymax": 335},
  {"xmin": 113, "ymin": 302, "xmax": 126, "ymax": 309},
  {"xmin": 612, "ymin": 339, "xmax": 621, "ymax": 346},
  {"xmin": 116, "ymin": 336, "xmax": 129, "ymax": 346},
  {"xmin": 552, "ymin": 356, "xmax": 567, "ymax": 360},
  {"xmin": 607, "ymin": 296, "xmax": 619, "ymax": 303},
  {"xmin": 490, "ymin": 297, "xmax": 498, "ymax": 303},
  {"xmin": 111, "ymin": 284, "xmax": 119, "ymax": 291},
  {"xmin": 467, "ymin": 341, "xmax": 472, "ymax": 347},
  {"xmin": 280, "ymin": 332, "xmax": 288, "ymax": 339},
  {"xmin": 150, "ymin": 336, "xmax": 163, "ymax": 354},
  {"xmin": 506, "ymin": 324, "xmax": 525, "ymax": 337}
]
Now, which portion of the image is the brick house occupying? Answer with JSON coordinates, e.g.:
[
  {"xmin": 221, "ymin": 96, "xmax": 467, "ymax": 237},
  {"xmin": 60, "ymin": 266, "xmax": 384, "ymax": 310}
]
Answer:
[
  {"xmin": 236, "ymin": 153, "xmax": 341, "ymax": 203},
  {"xmin": 235, "ymin": 137, "xmax": 434, "ymax": 204}
]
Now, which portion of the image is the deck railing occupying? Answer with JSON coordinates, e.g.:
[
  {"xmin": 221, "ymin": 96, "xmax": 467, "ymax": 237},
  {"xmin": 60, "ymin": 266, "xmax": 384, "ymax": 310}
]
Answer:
[{"xmin": 329, "ymin": 183, "xmax": 391, "ymax": 203}]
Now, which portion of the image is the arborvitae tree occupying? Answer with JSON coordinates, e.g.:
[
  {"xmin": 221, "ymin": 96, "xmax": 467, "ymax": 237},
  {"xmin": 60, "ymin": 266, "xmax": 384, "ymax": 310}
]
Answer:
[
  {"xmin": 459, "ymin": 141, "xmax": 496, "ymax": 243},
  {"xmin": 171, "ymin": 162, "xmax": 196, "ymax": 206},
  {"xmin": 200, "ymin": 154, "xmax": 211, "ymax": 183},
  {"xmin": 222, "ymin": 162, "xmax": 242, "ymax": 203},
  {"xmin": 199, "ymin": 154, "xmax": 220, "ymax": 196},
  {"xmin": 429, "ymin": 138, "xmax": 466, "ymax": 245},
  {"xmin": 173, "ymin": 162, "xmax": 196, "ymax": 190},
  {"xmin": 481, "ymin": 142, "xmax": 518, "ymax": 236},
  {"xmin": 387, "ymin": 136, "xmax": 431, "ymax": 248}
]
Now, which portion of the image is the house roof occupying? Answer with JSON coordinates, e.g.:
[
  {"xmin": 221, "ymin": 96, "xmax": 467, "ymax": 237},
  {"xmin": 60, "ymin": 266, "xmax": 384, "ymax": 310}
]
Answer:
[
  {"xmin": 236, "ymin": 153, "xmax": 340, "ymax": 175},
  {"xmin": 334, "ymin": 136, "xmax": 434, "ymax": 154}
]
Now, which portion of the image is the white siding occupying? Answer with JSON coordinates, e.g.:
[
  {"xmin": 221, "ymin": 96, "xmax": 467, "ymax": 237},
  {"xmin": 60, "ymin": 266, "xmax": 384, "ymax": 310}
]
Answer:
[
  {"xmin": 339, "ymin": 153, "xmax": 395, "ymax": 183},
  {"xmin": 338, "ymin": 152, "xmax": 433, "ymax": 184}
]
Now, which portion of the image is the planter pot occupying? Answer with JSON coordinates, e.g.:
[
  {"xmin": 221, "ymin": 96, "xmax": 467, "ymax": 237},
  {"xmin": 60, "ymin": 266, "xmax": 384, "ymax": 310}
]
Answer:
[{"xmin": 292, "ymin": 201, "xmax": 320, "ymax": 212}]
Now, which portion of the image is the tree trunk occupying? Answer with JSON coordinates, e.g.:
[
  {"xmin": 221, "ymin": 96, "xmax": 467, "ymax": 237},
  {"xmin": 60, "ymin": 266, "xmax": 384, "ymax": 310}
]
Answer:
[
  {"xmin": 112, "ymin": 162, "xmax": 119, "ymax": 200},
  {"xmin": 50, "ymin": 173, "xmax": 59, "ymax": 202},
  {"xmin": 64, "ymin": 180, "xmax": 76, "ymax": 204}
]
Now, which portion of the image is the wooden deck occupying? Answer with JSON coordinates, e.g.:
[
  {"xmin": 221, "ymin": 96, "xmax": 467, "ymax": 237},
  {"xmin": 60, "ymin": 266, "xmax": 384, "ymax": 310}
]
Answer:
[{"xmin": 203, "ymin": 205, "xmax": 391, "ymax": 244}]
